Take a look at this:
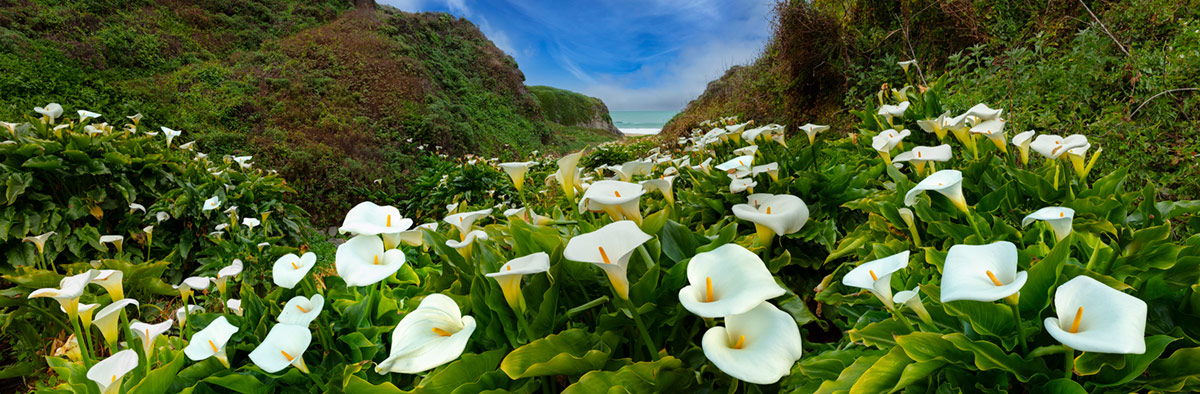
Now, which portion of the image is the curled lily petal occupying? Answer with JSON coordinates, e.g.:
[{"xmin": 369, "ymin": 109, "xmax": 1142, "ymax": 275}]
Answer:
[
  {"xmin": 1044, "ymin": 276, "xmax": 1146, "ymax": 354},
  {"xmin": 376, "ymin": 294, "xmax": 476, "ymax": 374},
  {"xmin": 940, "ymin": 241, "xmax": 1027, "ymax": 303},
  {"xmin": 1022, "ymin": 207, "xmax": 1075, "ymax": 242},
  {"xmin": 678, "ymin": 244, "xmax": 785, "ymax": 318},
  {"xmin": 273, "ymin": 252, "xmax": 316, "ymax": 289},
  {"xmin": 701, "ymin": 302, "xmax": 803, "ymax": 385}
]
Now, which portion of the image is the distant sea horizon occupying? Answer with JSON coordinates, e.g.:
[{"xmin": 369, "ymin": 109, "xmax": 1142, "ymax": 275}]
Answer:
[{"xmin": 610, "ymin": 110, "xmax": 677, "ymax": 135}]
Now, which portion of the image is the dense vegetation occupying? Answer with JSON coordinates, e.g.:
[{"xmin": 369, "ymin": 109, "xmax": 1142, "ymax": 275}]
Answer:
[
  {"xmin": 528, "ymin": 86, "xmax": 619, "ymax": 134},
  {"xmin": 0, "ymin": 1, "xmax": 615, "ymax": 225},
  {"xmin": 663, "ymin": 0, "xmax": 1200, "ymax": 200}
]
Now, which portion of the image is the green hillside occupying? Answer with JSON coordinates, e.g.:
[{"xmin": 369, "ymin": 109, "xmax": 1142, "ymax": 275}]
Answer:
[
  {"xmin": 528, "ymin": 85, "xmax": 620, "ymax": 134},
  {"xmin": 664, "ymin": 0, "xmax": 1200, "ymax": 199},
  {"xmin": 0, "ymin": 1, "xmax": 613, "ymax": 224}
]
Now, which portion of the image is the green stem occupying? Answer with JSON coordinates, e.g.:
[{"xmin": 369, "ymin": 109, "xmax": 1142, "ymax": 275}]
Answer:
[
  {"xmin": 964, "ymin": 211, "xmax": 986, "ymax": 244},
  {"xmin": 728, "ymin": 377, "xmax": 739, "ymax": 394},
  {"xmin": 1063, "ymin": 346, "xmax": 1075, "ymax": 379},
  {"xmin": 622, "ymin": 297, "xmax": 660, "ymax": 361},
  {"xmin": 1009, "ymin": 302, "xmax": 1028, "ymax": 354},
  {"xmin": 637, "ymin": 244, "xmax": 655, "ymax": 271},
  {"xmin": 566, "ymin": 296, "xmax": 609, "ymax": 318},
  {"xmin": 69, "ymin": 316, "xmax": 93, "ymax": 368},
  {"xmin": 810, "ymin": 139, "xmax": 818, "ymax": 171}
]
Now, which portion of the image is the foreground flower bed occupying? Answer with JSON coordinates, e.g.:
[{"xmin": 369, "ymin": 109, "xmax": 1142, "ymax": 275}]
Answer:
[{"xmin": 5, "ymin": 64, "xmax": 1200, "ymax": 393}]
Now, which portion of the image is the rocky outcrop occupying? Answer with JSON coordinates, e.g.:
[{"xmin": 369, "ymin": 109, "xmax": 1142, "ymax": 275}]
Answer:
[{"xmin": 528, "ymin": 85, "xmax": 622, "ymax": 136}]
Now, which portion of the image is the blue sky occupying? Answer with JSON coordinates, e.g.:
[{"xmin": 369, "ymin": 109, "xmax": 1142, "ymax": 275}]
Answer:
[{"xmin": 379, "ymin": 0, "xmax": 775, "ymax": 111}]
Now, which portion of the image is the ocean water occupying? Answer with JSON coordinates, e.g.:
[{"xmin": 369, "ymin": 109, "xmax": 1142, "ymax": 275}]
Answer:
[{"xmin": 611, "ymin": 111, "xmax": 677, "ymax": 135}]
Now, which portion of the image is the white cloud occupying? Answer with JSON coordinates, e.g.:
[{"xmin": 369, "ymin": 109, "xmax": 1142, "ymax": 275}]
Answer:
[{"xmin": 477, "ymin": 17, "xmax": 518, "ymax": 59}]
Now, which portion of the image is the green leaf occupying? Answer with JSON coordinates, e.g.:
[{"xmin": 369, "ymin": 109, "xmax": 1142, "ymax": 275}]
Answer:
[
  {"xmin": 847, "ymin": 318, "xmax": 912, "ymax": 349},
  {"xmin": 562, "ymin": 356, "xmax": 693, "ymax": 394},
  {"xmin": 659, "ymin": 220, "xmax": 701, "ymax": 263},
  {"xmin": 1019, "ymin": 237, "xmax": 1069, "ymax": 314},
  {"xmin": 942, "ymin": 301, "xmax": 1016, "ymax": 349},
  {"xmin": 199, "ymin": 374, "xmax": 267, "ymax": 394},
  {"xmin": 896, "ymin": 332, "xmax": 1046, "ymax": 382},
  {"xmin": 1146, "ymin": 346, "xmax": 1200, "ymax": 391},
  {"xmin": 500, "ymin": 329, "xmax": 612, "ymax": 379},
  {"xmin": 639, "ymin": 208, "xmax": 668, "ymax": 234},
  {"xmin": 1085, "ymin": 335, "xmax": 1174, "ymax": 387},
  {"xmin": 1038, "ymin": 378, "xmax": 1088, "ymax": 394},
  {"xmin": 414, "ymin": 349, "xmax": 508, "ymax": 394},
  {"xmin": 5, "ymin": 172, "xmax": 32, "ymax": 205},
  {"xmin": 815, "ymin": 354, "xmax": 883, "ymax": 394},
  {"xmin": 23, "ymin": 155, "xmax": 64, "ymax": 169},
  {"xmin": 848, "ymin": 346, "xmax": 913, "ymax": 394},
  {"xmin": 129, "ymin": 350, "xmax": 188, "ymax": 394}
]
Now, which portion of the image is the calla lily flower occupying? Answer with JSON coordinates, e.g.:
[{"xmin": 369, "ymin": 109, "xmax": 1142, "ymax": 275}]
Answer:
[
  {"xmin": 1, "ymin": 121, "xmax": 18, "ymax": 138},
  {"xmin": 898, "ymin": 59, "xmax": 917, "ymax": 73},
  {"xmin": 893, "ymin": 288, "xmax": 933, "ymax": 324},
  {"xmin": 691, "ymin": 157, "xmax": 714, "ymax": 174},
  {"xmin": 842, "ymin": 251, "xmax": 909, "ymax": 309},
  {"xmin": 339, "ymin": 202, "xmax": 413, "ymax": 239},
  {"xmin": 98, "ymin": 235, "xmax": 124, "ymax": 253},
  {"xmin": 1064, "ymin": 135, "xmax": 1101, "ymax": 178},
  {"xmin": 395, "ymin": 223, "xmax": 438, "ymax": 247},
  {"xmin": 335, "ymin": 234, "xmax": 406, "ymax": 287},
  {"xmin": 179, "ymin": 141, "xmax": 195, "ymax": 150},
  {"xmin": 90, "ymin": 269, "xmax": 124, "ymax": 300},
  {"xmin": 563, "ymin": 220, "xmax": 652, "ymax": 299},
  {"xmin": 87, "ymin": 350, "xmax": 138, "ymax": 394},
  {"xmin": 29, "ymin": 270, "xmax": 100, "ymax": 320},
  {"xmin": 64, "ymin": 303, "xmax": 99, "ymax": 328},
  {"xmin": 176, "ymin": 305, "xmax": 205, "ymax": 328},
  {"xmin": 969, "ymin": 119, "xmax": 1007, "ymax": 152},
  {"xmin": 730, "ymin": 178, "xmax": 757, "ymax": 194},
  {"xmin": 1012, "ymin": 130, "xmax": 1035, "ymax": 165},
  {"xmin": 444, "ymin": 209, "xmax": 493, "ymax": 239},
  {"xmin": 35, "ymin": 103, "xmax": 63, "ymax": 124},
  {"xmin": 128, "ymin": 203, "xmax": 146, "ymax": 214},
  {"xmin": 185, "ymin": 316, "xmax": 239, "ymax": 368},
  {"xmin": 916, "ymin": 112, "xmax": 952, "ymax": 140},
  {"xmin": 249, "ymin": 323, "xmax": 313, "ymax": 373},
  {"xmin": 904, "ymin": 169, "xmax": 969, "ymax": 213},
  {"xmin": 233, "ymin": 156, "xmax": 253, "ymax": 169},
  {"xmin": 751, "ymin": 163, "xmax": 779, "ymax": 181},
  {"xmin": 798, "ymin": 123, "xmax": 829, "ymax": 145},
  {"xmin": 446, "ymin": 230, "xmax": 488, "ymax": 255},
  {"xmin": 242, "ymin": 218, "xmax": 260, "ymax": 229},
  {"xmin": 746, "ymin": 193, "xmax": 775, "ymax": 209},
  {"xmin": 639, "ymin": 176, "xmax": 676, "ymax": 204},
  {"xmin": 611, "ymin": 160, "xmax": 654, "ymax": 182},
  {"xmin": 555, "ymin": 151, "xmax": 584, "ymax": 200},
  {"xmin": 892, "ymin": 144, "xmax": 952, "ymax": 175},
  {"xmin": 227, "ymin": 299, "xmax": 243, "ymax": 316},
  {"xmin": 740, "ymin": 126, "xmax": 770, "ymax": 144},
  {"xmin": 964, "ymin": 103, "xmax": 1003, "ymax": 121},
  {"xmin": 93, "ymin": 299, "xmax": 138, "ymax": 350},
  {"xmin": 202, "ymin": 196, "xmax": 221, "ymax": 211},
  {"xmin": 877, "ymin": 102, "xmax": 910, "ymax": 126},
  {"xmin": 499, "ymin": 161, "xmax": 538, "ymax": 191},
  {"xmin": 156, "ymin": 212, "xmax": 169, "ymax": 223},
  {"xmin": 1029, "ymin": 134, "xmax": 1087, "ymax": 160},
  {"xmin": 940, "ymin": 241, "xmax": 1027, "ymax": 303},
  {"xmin": 701, "ymin": 302, "xmax": 803, "ymax": 385},
  {"xmin": 679, "ymin": 244, "xmax": 785, "ymax": 318},
  {"xmin": 131, "ymin": 319, "xmax": 174, "ymax": 359},
  {"xmin": 1044, "ymin": 275, "xmax": 1146, "ymax": 354},
  {"xmin": 174, "ymin": 276, "xmax": 212, "ymax": 300},
  {"xmin": 278, "ymin": 294, "xmax": 325, "ymax": 326},
  {"xmin": 733, "ymin": 145, "xmax": 758, "ymax": 157},
  {"xmin": 578, "ymin": 180, "xmax": 645, "ymax": 224},
  {"xmin": 376, "ymin": 294, "xmax": 477, "ymax": 374},
  {"xmin": 715, "ymin": 155, "xmax": 754, "ymax": 174},
  {"xmin": 214, "ymin": 259, "xmax": 243, "ymax": 295},
  {"xmin": 871, "ymin": 129, "xmax": 911, "ymax": 164},
  {"xmin": 503, "ymin": 207, "xmax": 553, "ymax": 225},
  {"xmin": 161, "ymin": 127, "xmax": 182, "ymax": 147},
  {"xmin": 486, "ymin": 252, "xmax": 550, "ymax": 311},
  {"xmin": 22, "ymin": 231, "xmax": 55, "ymax": 254},
  {"xmin": 1022, "ymin": 207, "xmax": 1075, "ymax": 242},
  {"xmin": 732, "ymin": 194, "xmax": 809, "ymax": 244}
]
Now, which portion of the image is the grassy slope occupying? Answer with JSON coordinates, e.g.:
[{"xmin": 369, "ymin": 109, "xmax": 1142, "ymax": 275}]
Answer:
[
  {"xmin": 528, "ymin": 85, "xmax": 617, "ymax": 131},
  {"xmin": 0, "ymin": 2, "xmax": 613, "ymax": 224},
  {"xmin": 663, "ymin": 0, "xmax": 1200, "ymax": 199}
]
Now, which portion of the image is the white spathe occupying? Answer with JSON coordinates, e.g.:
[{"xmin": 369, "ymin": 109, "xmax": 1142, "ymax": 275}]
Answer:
[
  {"xmin": 485, "ymin": 252, "xmax": 551, "ymax": 310},
  {"xmin": 503, "ymin": 207, "xmax": 554, "ymax": 225},
  {"xmin": 202, "ymin": 196, "xmax": 221, "ymax": 211},
  {"xmin": 940, "ymin": 241, "xmax": 1027, "ymax": 303},
  {"xmin": 339, "ymin": 201, "xmax": 413, "ymax": 237},
  {"xmin": 1022, "ymin": 207, "xmax": 1075, "ymax": 242},
  {"xmin": 798, "ymin": 123, "xmax": 830, "ymax": 144},
  {"xmin": 446, "ymin": 230, "xmax": 488, "ymax": 249},
  {"xmin": 1044, "ymin": 276, "xmax": 1147, "ymax": 354},
  {"xmin": 90, "ymin": 269, "xmax": 124, "ymax": 300},
  {"xmin": 715, "ymin": 155, "xmax": 754, "ymax": 174},
  {"xmin": 131, "ymin": 319, "xmax": 174, "ymax": 357},
  {"xmin": 640, "ymin": 176, "xmax": 676, "ymax": 204},
  {"xmin": 730, "ymin": 178, "xmax": 757, "ymax": 194},
  {"xmin": 444, "ymin": 209, "xmax": 493, "ymax": 236},
  {"xmin": 1012, "ymin": 130, "xmax": 1036, "ymax": 165},
  {"xmin": 843, "ymin": 251, "xmax": 909, "ymax": 309},
  {"xmin": 395, "ymin": 223, "xmax": 438, "ymax": 247},
  {"xmin": 184, "ymin": 316, "xmax": 239, "ymax": 367},
  {"xmin": 92, "ymin": 298, "xmax": 138, "ymax": 349},
  {"xmin": 87, "ymin": 349, "xmax": 138, "ymax": 394},
  {"xmin": 892, "ymin": 144, "xmax": 953, "ymax": 174},
  {"xmin": 278, "ymin": 294, "xmax": 325, "ymax": 327},
  {"xmin": 578, "ymin": 180, "xmax": 645, "ymax": 223},
  {"xmin": 498, "ymin": 161, "xmax": 538, "ymax": 191},
  {"xmin": 35, "ymin": 103, "xmax": 64, "ymax": 123},
  {"xmin": 1029, "ymin": 134, "xmax": 1087, "ymax": 160},
  {"xmin": 273, "ymin": 252, "xmax": 317, "ymax": 289},
  {"xmin": 563, "ymin": 220, "xmax": 652, "ymax": 299},
  {"xmin": 872, "ymin": 129, "xmax": 911, "ymax": 155},
  {"xmin": 701, "ymin": 302, "xmax": 803, "ymax": 385},
  {"xmin": 877, "ymin": 102, "xmax": 910, "ymax": 125},
  {"xmin": 335, "ymin": 234, "xmax": 406, "ymax": 287},
  {"xmin": 249, "ymin": 323, "xmax": 313, "ymax": 373},
  {"xmin": 678, "ymin": 244, "xmax": 786, "ymax": 318},
  {"xmin": 22, "ymin": 231, "xmax": 56, "ymax": 254},
  {"xmin": 28, "ymin": 270, "xmax": 100, "ymax": 320},
  {"xmin": 376, "ymin": 294, "xmax": 477, "ymax": 374},
  {"xmin": 731, "ymin": 194, "xmax": 809, "ymax": 237},
  {"xmin": 904, "ymin": 169, "xmax": 969, "ymax": 213}
]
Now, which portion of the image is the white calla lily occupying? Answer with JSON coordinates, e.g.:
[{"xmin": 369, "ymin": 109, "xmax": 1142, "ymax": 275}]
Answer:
[
  {"xmin": 842, "ymin": 251, "xmax": 909, "ymax": 309},
  {"xmin": 87, "ymin": 350, "xmax": 138, "ymax": 394},
  {"xmin": 916, "ymin": 112, "xmax": 952, "ymax": 140},
  {"xmin": 335, "ymin": 234, "xmax": 406, "ymax": 287},
  {"xmin": 233, "ymin": 156, "xmax": 253, "ymax": 169},
  {"xmin": 732, "ymin": 145, "xmax": 758, "ymax": 157},
  {"xmin": 131, "ymin": 319, "xmax": 174, "ymax": 359},
  {"xmin": 639, "ymin": 176, "xmax": 676, "ymax": 204},
  {"xmin": 227, "ymin": 299, "xmax": 243, "ymax": 316},
  {"xmin": 563, "ymin": 220, "xmax": 652, "ymax": 300},
  {"xmin": 503, "ymin": 207, "xmax": 554, "ymax": 225},
  {"xmin": 176, "ymin": 305, "xmax": 205, "ymax": 328},
  {"xmin": 1044, "ymin": 275, "xmax": 1147, "ymax": 354},
  {"xmin": 90, "ymin": 269, "xmax": 124, "ymax": 300},
  {"xmin": 871, "ymin": 129, "xmax": 911, "ymax": 164},
  {"xmin": 1022, "ymin": 207, "xmax": 1075, "ymax": 242},
  {"xmin": 93, "ymin": 298, "xmax": 138, "ymax": 350},
  {"xmin": 893, "ymin": 288, "xmax": 933, "ymax": 324},
  {"xmin": 798, "ymin": 123, "xmax": 829, "ymax": 145},
  {"xmin": 1029, "ymin": 134, "xmax": 1086, "ymax": 160},
  {"xmin": 78, "ymin": 110, "xmax": 102, "ymax": 121},
  {"xmin": 1012, "ymin": 130, "xmax": 1036, "ymax": 165},
  {"xmin": 964, "ymin": 103, "xmax": 1003, "ymax": 121},
  {"xmin": 904, "ymin": 169, "xmax": 969, "ymax": 213},
  {"xmin": 128, "ymin": 203, "xmax": 146, "ymax": 213},
  {"xmin": 98, "ymin": 235, "xmax": 124, "ymax": 253},
  {"xmin": 22, "ymin": 231, "xmax": 55, "ymax": 254},
  {"xmin": 214, "ymin": 259, "xmax": 243, "ymax": 295},
  {"xmin": 202, "ymin": 196, "xmax": 221, "ymax": 211},
  {"xmin": 249, "ymin": 323, "xmax": 313, "ymax": 373},
  {"xmin": 273, "ymin": 252, "xmax": 317, "ymax": 289},
  {"xmin": 161, "ymin": 127, "xmax": 182, "ymax": 147},
  {"xmin": 35, "ymin": 103, "xmax": 63, "ymax": 123},
  {"xmin": 1064, "ymin": 134, "xmax": 1100, "ymax": 178},
  {"xmin": 729, "ymin": 178, "xmax": 757, "ymax": 194},
  {"xmin": 446, "ymin": 230, "xmax": 488, "ymax": 251},
  {"xmin": 969, "ymin": 119, "xmax": 1007, "ymax": 152},
  {"xmin": 678, "ymin": 244, "xmax": 785, "ymax": 318},
  {"xmin": 732, "ymin": 194, "xmax": 809, "ymax": 244},
  {"xmin": 940, "ymin": 241, "xmax": 1027, "ymax": 303},
  {"xmin": 29, "ymin": 270, "xmax": 100, "ymax": 320},
  {"xmin": 184, "ymin": 316, "xmax": 239, "ymax": 368},
  {"xmin": 444, "ymin": 209, "xmax": 493, "ymax": 238},
  {"xmin": 877, "ymin": 102, "xmax": 910, "ymax": 126},
  {"xmin": 555, "ymin": 151, "xmax": 584, "ymax": 200},
  {"xmin": 578, "ymin": 180, "xmax": 645, "ymax": 224},
  {"xmin": 376, "ymin": 294, "xmax": 477, "ymax": 374},
  {"xmin": 892, "ymin": 144, "xmax": 952, "ymax": 175},
  {"xmin": 486, "ymin": 252, "xmax": 551, "ymax": 311},
  {"xmin": 751, "ymin": 162, "xmax": 779, "ymax": 181},
  {"xmin": 278, "ymin": 294, "xmax": 325, "ymax": 326},
  {"xmin": 396, "ymin": 223, "xmax": 438, "ymax": 247},
  {"xmin": 715, "ymin": 155, "xmax": 754, "ymax": 174},
  {"xmin": 701, "ymin": 302, "xmax": 803, "ymax": 385},
  {"xmin": 339, "ymin": 202, "xmax": 413, "ymax": 239},
  {"xmin": 65, "ymin": 303, "xmax": 99, "ymax": 328},
  {"xmin": 499, "ymin": 161, "xmax": 538, "ymax": 191},
  {"xmin": 174, "ymin": 276, "xmax": 212, "ymax": 301},
  {"xmin": 242, "ymin": 218, "xmax": 260, "ymax": 229}
]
